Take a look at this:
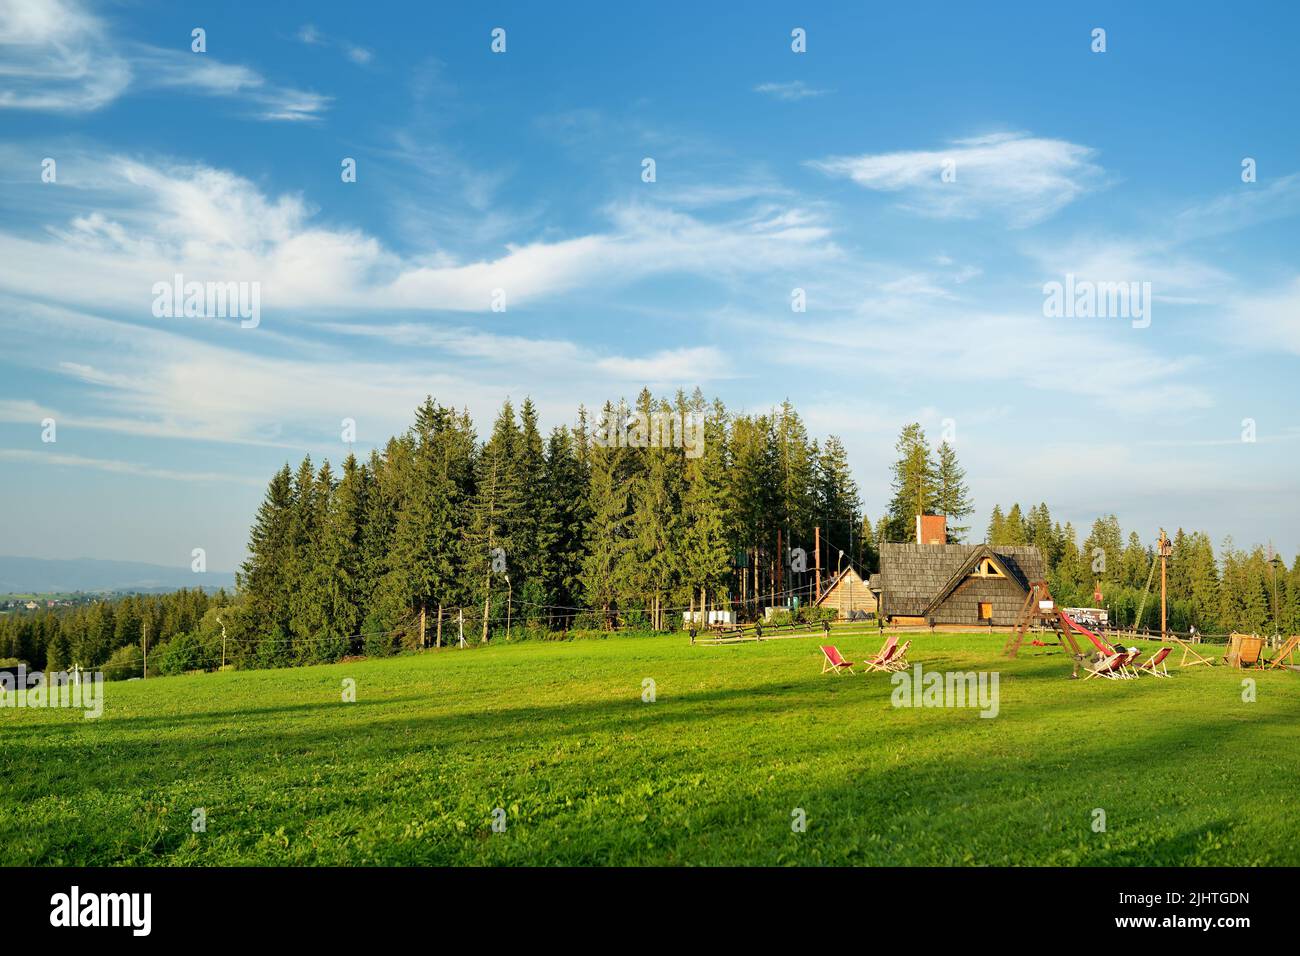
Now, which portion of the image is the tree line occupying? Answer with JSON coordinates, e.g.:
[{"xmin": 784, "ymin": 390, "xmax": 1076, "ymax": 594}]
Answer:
[
  {"xmin": 2, "ymin": 391, "xmax": 876, "ymax": 675},
  {"xmin": 5, "ymin": 402, "xmax": 1290, "ymax": 677},
  {"xmin": 986, "ymin": 503, "xmax": 1300, "ymax": 635}
]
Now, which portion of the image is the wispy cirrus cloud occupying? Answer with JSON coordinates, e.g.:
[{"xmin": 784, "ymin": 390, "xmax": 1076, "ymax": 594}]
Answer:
[
  {"xmin": 0, "ymin": 0, "xmax": 330, "ymax": 121},
  {"xmin": 808, "ymin": 131, "xmax": 1102, "ymax": 226},
  {"xmin": 0, "ymin": 449, "xmax": 266, "ymax": 487},
  {"xmin": 296, "ymin": 23, "xmax": 373, "ymax": 66},
  {"xmin": 0, "ymin": 153, "xmax": 841, "ymax": 316},
  {"xmin": 754, "ymin": 80, "xmax": 831, "ymax": 101},
  {"xmin": 0, "ymin": 0, "xmax": 131, "ymax": 111}
]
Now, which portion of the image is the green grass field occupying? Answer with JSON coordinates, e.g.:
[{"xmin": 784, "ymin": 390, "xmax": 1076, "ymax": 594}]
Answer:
[{"xmin": 3, "ymin": 631, "xmax": 1297, "ymax": 866}]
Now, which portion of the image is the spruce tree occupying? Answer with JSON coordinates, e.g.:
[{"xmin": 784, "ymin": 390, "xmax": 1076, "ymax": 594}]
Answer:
[
  {"xmin": 885, "ymin": 423, "xmax": 938, "ymax": 541},
  {"xmin": 934, "ymin": 441, "xmax": 973, "ymax": 542}
]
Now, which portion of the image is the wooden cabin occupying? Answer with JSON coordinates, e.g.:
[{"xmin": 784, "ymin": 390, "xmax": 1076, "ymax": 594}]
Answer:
[
  {"xmin": 877, "ymin": 541, "xmax": 1045, "ymax": 626},
  {"xmin": 814, "ymin": 566, "xmax": 877, "ymax": 620}
]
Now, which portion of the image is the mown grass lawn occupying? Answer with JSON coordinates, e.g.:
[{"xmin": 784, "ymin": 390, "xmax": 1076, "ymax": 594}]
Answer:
[{"xmin": 2, "ymin": 631, "xmax": 1296, "ymax": 866}]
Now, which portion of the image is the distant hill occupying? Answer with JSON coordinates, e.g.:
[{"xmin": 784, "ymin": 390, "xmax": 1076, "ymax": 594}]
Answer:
[{"xmin": 0, "ymin": 555, "xmax": 236, "ymax": 595}]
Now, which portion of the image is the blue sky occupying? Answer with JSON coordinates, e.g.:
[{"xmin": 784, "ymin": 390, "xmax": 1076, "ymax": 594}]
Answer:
[{"xmin": 1, "ymin": 0, "xmax": 1297, "ymax": 572}]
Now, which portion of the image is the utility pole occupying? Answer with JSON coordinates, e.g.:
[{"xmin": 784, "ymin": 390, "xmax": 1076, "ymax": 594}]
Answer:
[
  {"xmin": 814, "ymin": 525, "xmax": 822, "ymax": 602},
  {"xmin": 776, "ymin": 528, "xmax": 783, "ymax": 608},
  {"xmin": 1158, "ymin": 528, "xmax": 1171, "ymax": 640}
]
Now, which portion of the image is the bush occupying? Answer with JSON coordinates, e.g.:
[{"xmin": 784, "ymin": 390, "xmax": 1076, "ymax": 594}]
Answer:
[
  {"xmin": 102, "ymin": 644, "xmax": 143, "ymax": 681},
  {"xmin": 153, "ymin": 631, "xmax": 205, "ymax": 676}
]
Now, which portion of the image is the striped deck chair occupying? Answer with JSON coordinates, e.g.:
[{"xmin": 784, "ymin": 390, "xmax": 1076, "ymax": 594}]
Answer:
[
  {"xmin": 885, "ymin": 639, "xmax": 912, "ymax": 672},
  {"xmin": 819, "ymin": 645, "xmax": 855, "ymax": 676},
  {"xmin": 1116, "ymin": 648, "xmax": 1144, "ymax": 679},
  {"xmin": 1135, "ymin": 646, "xmax": 1172, "ymax": 677},
  {"xmin": 1083, "ymin": 651, "xmax": 1126, "ymax": 681},
  {"xmin": 861, "ymin": 635, "xmax": 900, "ymax": 674}
]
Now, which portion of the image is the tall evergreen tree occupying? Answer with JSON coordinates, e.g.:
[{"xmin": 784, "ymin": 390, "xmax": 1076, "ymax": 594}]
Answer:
[
  {"xmin": 885, "ymin": 423, "xmax": 938, "ymax": 541},
  {"xmin": 933, "ymin": 441, "xmax": 973, "ymax": 542}
]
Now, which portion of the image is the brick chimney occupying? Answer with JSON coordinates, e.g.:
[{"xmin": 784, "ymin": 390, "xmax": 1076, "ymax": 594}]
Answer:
[{"xmin": 916, "ymin": 514, "xmax": 947, "ymax": 545}]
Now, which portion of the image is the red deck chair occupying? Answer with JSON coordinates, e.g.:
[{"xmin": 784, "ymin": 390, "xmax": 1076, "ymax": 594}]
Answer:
[
  {"xmin": 1135, "ymin": 646, "xmax": 1172, "ymax": 678},
  {"xmin": 861, "ymin": 634, "xmax": 900, "ymax": 674},
  {"xmin": 1083, "ymin": 650, "xmax": 1126, "ymax": 681},
  {"xmin": 819, "ymin": 645, "xmax": 855, "ymax": 675},
  {"xmin": 1117, "ymin": 648, "xmax": 1144, "ymax": 679},
  {"xmin": 885, "ymin": 639, "xmax": 912, "ymax": 672}
]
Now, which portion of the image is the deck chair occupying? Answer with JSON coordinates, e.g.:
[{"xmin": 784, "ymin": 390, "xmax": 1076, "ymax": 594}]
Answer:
[
  {"xmin": 1083, "ymin": 651, "xmax": 1126, "ymax": 681},
  {"xmin": 1169, "ymin": 635, "xmax": 1215, "ymax": 668},
  {"xmin": 860, "ymin": 634, "xmax": 899, "ymax": 674},
  {"xmin": 1225, "ymin": 634, "xmax": 1265, "ymax": 669},
  {"xmin": 1134, "ymin": 646, "xmax": 1172, "ymax": 678},
  {"xmin": 1265, "ymin": 635, "xmax": 1300, "ymax": 670},
  {"xmin": 885, "ymin": 639, "xmax": 912, "ymax": 672},
  {"xmin": 1119, "ymin": 648, "xmax": 1146, "ymax": 679},
  {"xmin": 819, "ymin": 645, "xmax": 855, "ymax": 675}
]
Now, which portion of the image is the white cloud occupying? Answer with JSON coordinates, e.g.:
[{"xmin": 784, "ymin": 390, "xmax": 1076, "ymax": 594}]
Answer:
[
  {"xmin": 808, "ymin": 132, "xmax": 1102, "ymax": 226},
  {"xmin": 0, "ymin": 0, "xmax": 329, "ymax": 121},
  {"xmin": 296, "ymin": 22, "xmax": 373, "ymax": 68},
  {"xmin": 1229, "ymin": 276, "xmax": 1300, "ymax": 356},
  {"xmin": 754, "ymin": 80, "xmax": 830, "ymax": 101},
  {"xmin": 0, "ymin": 0, "xmax": 131, "ymax": 111},
  {"xmin": 0, "ymin": 449, "xmax": 265, "ymax": 486},
  {"xmin": 0, "ymin": 155, "xmax": 840, "ymax": 316}
]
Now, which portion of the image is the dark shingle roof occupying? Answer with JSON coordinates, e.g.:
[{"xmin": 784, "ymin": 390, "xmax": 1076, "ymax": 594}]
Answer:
[{"xmin": 878, "ymin": 543, "xmax": 1045, "ymax": 616}]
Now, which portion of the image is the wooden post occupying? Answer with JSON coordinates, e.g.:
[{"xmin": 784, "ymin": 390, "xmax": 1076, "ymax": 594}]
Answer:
[
  {"xmin": 458, "ymin": 608, "xmax": 465, "ymax": 648},
  {"xmin": 506, "ymin": 576, "xmax": 512, "ymax": 641},
  {"xmin": 814, "ymin": 525, "xmax": 822, "ymax": 602},
  {"xmin": 420, "ymin": 604, "xmax": 426, "ymax": 648},
  {"xmin": 142, "ymin": 620, "xmax": 148, "ymax": 679},
  {"xmin": 436, "ymin": 602, "xmax": 443, "ymax": 648}
]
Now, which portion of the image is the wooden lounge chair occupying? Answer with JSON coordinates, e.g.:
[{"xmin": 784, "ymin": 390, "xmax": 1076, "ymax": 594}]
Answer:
[
  {"xmin": 1134, "ymin": 646, "xmax": 1172, "ymax": 678},
  {"xmin": 885, "ymin": 639, "xmax": 912, "ymax": 672},
  {"xmin": 1083, "ymin": 651, "xmax": 1126, "ymax": 681},
  {"xmin": 1225, "ymin": 634, "xmax": 1265, "ymax": 669},
  {"xmin": 819, "ymin": 645, "xmax": 855, "ymax": 675},
  {"xmin": 860, "ymin": 635, "xmax": 899, "ymax": 674},
  {"xmin": 1169, "ymin": 635, "xmax": 1215, "ymax": 668},
  {"xmin": 1265, "ymin": 635, "xmax": 1300, "ymax": 670}
]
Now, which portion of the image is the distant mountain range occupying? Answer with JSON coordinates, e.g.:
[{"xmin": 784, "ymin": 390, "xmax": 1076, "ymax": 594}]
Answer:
[{"xmin": 0, "ymin": 556, "xmax": 236, "ymax": 595}]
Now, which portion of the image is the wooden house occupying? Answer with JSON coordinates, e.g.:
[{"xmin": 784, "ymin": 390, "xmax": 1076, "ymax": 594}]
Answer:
[
  {"xmin": 876, "ymin": 541, "xmax": 1045, "ymax": 626},
  {"xmin": 813, "ymin": 566, "xmax": 877, "ymax": 619}
]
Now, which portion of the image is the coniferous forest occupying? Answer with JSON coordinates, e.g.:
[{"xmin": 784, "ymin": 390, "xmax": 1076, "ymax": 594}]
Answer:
[{"xmin": 3, "ymin": 393, "xmax": 1298, "ymax": 677}]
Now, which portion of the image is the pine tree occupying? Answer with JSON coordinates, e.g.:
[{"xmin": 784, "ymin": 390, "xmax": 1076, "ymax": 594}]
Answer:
[
  {"xmin": 680, "ymin": 396, "xmax": 731, "ymax": 626},
  {"xmin": 543, "ymin": 425, "xmax": 588, "ymax": 628},
  {"xmin": 319, "ymin": 453, "xmax": 368, "ymax": 658},
  {"xmin": 467, "ymin": 401, "xmax": 524, "ymax": 641},
  {"xmin": 933, "ymin": 441, "xmax": 973, "ymax": 541},
  {"xmin": 816, "ymin": 435, "xmax": 861, "ymax": 563},
  {"xmin": 1003, "ymin": 503, "xmax": 1028, "ymax": 545},
  {"xmin": 986, "ymin": 504, "xmax": 1006, "ymax": 545},
  {"xmin": 581, "ymin": 402, "xmax": 633, "ymax": 628},
  {"xmin": 239, "ymin": 464, "xmax": 294, "ymax": 641},
  {"xmin": 885, "ymin": 423, "xmax": 938, "ymax": 541}
]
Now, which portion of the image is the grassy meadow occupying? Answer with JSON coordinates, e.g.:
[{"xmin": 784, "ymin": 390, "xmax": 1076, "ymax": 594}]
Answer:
[{"xmin": 2, "ymin": 630, "xmax": 1297, "ymax": 866}]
